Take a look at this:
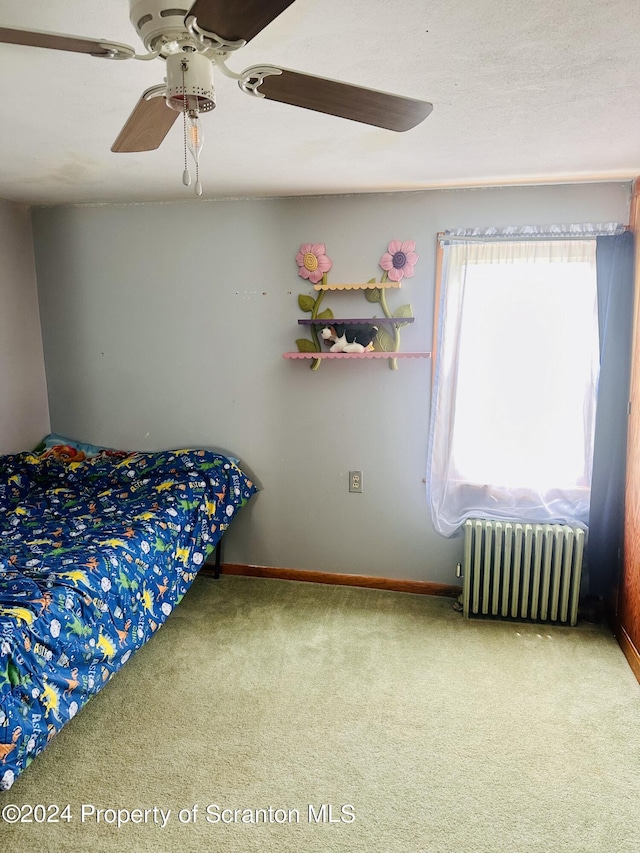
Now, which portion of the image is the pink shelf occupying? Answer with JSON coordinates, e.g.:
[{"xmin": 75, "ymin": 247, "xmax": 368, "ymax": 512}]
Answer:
[{"xmin": 283, "ymin": 351, "xmax": 431, "ymax": 359}]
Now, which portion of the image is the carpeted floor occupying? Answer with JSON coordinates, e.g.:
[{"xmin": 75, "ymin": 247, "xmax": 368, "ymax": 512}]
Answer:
[{"xmin": 1, "ymin": 575, "xmax": 639, "ymax": 853}]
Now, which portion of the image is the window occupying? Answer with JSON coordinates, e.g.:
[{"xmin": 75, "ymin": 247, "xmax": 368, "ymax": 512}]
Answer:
[{"xmin": 427, "ymin": 238, "xmax": 599, "ymax": 537}]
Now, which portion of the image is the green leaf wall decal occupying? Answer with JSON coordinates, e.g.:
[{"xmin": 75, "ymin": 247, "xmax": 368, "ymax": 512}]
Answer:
[
  {"xmin": 375, "ymin": 329, "xmax": 396, "ymax": 352},
  {"xmin": 393, "ymin": 303, "xmax": 413, "ymax": 329},
  {"xmin": 393, "ymin": 303, "xmax": 413, "ymax": 318},
  {"xmin": 296, "ymin": 338, "xmax": 318, "ymax": 353},
  {"xmin": 316, "ymin": 308, "xmax": 334, "ymax": 321}
]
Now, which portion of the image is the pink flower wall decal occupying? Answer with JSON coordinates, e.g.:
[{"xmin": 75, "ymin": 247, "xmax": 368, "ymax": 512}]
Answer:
[
  {"xmin": 379, "ymin": 240, "xmax": 419, "ymax": 281},
  {"xmin": 296, "ymin": 243, "xmax": 333, "ymax": 284}
]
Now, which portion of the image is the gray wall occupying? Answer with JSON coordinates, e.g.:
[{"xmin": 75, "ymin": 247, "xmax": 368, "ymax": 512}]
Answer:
[
  {"xmin": 31, "ymin": 182, "xmax": 630, "ymax": 583},
  {"xmin": 0, "ymin": 199, "xmax": 49, "ymax": 453}
]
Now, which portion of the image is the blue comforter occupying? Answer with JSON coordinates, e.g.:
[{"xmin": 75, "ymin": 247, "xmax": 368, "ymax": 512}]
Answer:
[{"xmin": 0, "ymin": 447, "xmax": 256, "ymax": 790}]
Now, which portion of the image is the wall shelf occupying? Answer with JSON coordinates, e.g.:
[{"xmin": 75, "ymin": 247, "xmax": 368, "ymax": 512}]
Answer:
[
  {"xmin": 291, "ymin": 241, "xmax": 421, "ymax": 369},
  {"xmin": 313, "ymin": 282, "xmax": 401, "ymax": 291},
  {"xmin": 283, "ymin": 351, "xmax": 431, "ymax": 360},
  {"xmin": 298, "ymin": 318, "xmax": 414, "ymax": 325}
]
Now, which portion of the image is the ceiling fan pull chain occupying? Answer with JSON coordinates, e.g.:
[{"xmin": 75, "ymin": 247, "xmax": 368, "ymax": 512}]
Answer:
[
  {"xmin": 181, "ymin": 61, "xmax": 191, "ymax": 187},
  {"xmin": 191, "ymin": 116, "xmax": 203, "ymax": 195},
  {"xmin": 182, "ymin": 111, "xmax": 191, "ymax": 187}
]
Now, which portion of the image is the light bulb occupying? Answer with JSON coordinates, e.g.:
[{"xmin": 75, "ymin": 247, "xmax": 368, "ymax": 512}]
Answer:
[
  {"xmin": 186, "ymin": 110, "xmax": 203, "ymax": 195},
  {"xmin": 186, "ymin": 111, "xmax": 203, "ymax": 166}
]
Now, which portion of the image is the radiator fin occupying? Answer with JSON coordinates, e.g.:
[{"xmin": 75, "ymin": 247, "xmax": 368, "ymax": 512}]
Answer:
[{"xmin": 462, "ymin": 520, "xmax": 584, "ymax": 626}]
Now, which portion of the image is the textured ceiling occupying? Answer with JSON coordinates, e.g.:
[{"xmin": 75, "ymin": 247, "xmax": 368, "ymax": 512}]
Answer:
[{"xmin": 0, "ymin": 0, "xmax": 638, "ymax": 205}]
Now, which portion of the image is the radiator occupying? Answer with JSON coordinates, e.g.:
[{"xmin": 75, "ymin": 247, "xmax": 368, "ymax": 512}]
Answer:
[{"xmin": 460, "ymin": 519, "xmax": 585, "ymax": 626}]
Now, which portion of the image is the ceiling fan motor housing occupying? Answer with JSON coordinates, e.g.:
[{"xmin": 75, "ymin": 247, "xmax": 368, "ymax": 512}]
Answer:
[
  {"xmin": 129, "ymin": 0, "xmax": 191, "ymax": 53},
  {"xmin": 166, "ymin": 51, "xmax": 216, "ymax": 112}
]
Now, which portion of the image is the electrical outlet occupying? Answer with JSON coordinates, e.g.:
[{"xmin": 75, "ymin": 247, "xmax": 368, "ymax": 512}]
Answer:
[{"xmin": 349, "ymin": 471, "xmax": 363, "ymax": 493}]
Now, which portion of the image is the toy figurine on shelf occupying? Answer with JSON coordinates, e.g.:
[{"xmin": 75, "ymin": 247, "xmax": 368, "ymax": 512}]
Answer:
[{"xmin": 320, "ymin": 323, "xmax": 379, "ymax": 353}]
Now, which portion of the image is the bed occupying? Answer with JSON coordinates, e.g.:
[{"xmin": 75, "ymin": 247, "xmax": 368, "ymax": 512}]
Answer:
[{"xmin": 0, "ymin": 436, "xmax": 256, "ymax": 790}]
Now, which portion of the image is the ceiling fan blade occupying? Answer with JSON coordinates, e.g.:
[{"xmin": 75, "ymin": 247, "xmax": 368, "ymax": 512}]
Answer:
[
  {"xmin": 111, "ymin": 90, "xmax": 178, "ymax": 153},
  {"xmin": 244, "ymin": 68, "xmax": 433, "ymax": 132},
  {"xmin": 0, "ymin": 26, "xmax": 135, "ymax": 58},
  {"xmin": 187, "ymin": 0, "xmax": 297, "ymax": 44}
]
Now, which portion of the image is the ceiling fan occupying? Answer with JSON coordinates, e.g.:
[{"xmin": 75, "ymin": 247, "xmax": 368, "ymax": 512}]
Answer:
[{"xmin": 0, "ymin": 0, "xmax": 433, "ymax": 194}]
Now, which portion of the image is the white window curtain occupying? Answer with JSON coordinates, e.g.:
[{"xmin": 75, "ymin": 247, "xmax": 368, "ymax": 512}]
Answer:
[{"xmin": 427, "ymin": 237, "xmax": 601, "ymax": 537}]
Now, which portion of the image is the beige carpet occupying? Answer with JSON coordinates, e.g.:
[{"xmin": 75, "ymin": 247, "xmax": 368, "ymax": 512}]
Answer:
[{"xmin": 1, "ymin": 575, "xmax": 639, "ymax": 853}]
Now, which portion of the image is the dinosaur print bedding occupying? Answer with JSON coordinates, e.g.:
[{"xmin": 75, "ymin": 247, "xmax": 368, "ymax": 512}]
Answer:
[{"xmin": 0, "ymin": 444, "xmax": 256, "ymax": 790}]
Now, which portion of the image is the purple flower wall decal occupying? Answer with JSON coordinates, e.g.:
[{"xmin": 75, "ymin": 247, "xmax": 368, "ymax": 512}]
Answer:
[
  {"xmin": 296, "ymin": 243, "xmax": 333, "ymax": 284},
  {"xmin": 379, "ymin": 240, "xmax": 419, "ymax": 281}
]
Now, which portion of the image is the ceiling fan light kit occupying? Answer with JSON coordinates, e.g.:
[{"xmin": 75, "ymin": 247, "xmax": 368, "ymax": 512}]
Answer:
[
  {"xmin": 165, "ymin": 51, "xmax": 215, "ymax": 112},
  {"xmin": 0, "ymin": 0, "xmax": 434, "ymax": 197}
]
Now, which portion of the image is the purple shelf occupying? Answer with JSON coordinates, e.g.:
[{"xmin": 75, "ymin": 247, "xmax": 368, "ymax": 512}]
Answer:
[{"xmin": 298, "ymin": 318, "xmax": 414, "ymax": 325}]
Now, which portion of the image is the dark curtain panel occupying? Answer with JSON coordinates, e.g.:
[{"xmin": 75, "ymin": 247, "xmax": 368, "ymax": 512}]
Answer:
[{"xmin": 588, "ymin": 231, "xmax": 635, "ymax": 597}]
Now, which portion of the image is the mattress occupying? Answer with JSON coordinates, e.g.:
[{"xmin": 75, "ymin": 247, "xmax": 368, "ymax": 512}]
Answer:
[{"xmin": 0, "ymin": 445, "xmax": 256, "ymax": 790}]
